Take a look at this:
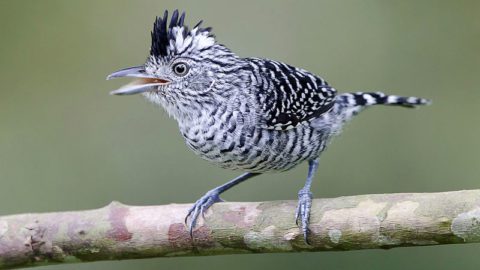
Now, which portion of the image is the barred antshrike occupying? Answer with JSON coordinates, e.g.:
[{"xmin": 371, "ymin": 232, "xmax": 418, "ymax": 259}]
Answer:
[{"xmin": 108, "ymin": 10, "xmax": 430, "ymax": 243}]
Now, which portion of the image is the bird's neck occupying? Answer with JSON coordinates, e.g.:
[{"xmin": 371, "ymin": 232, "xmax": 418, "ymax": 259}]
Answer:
[{"xmin": 154, "ymin": 93, "xmax": 228, "ymax": 125}]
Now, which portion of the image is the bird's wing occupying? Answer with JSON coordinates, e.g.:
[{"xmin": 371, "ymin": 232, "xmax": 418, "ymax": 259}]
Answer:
[{"xmin": 250, "ymin": 58, "xmax": 337, "ymax": 130}]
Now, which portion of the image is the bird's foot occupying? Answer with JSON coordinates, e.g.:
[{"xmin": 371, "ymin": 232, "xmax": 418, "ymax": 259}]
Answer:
[
  {"xmin": 185, "ymin": 190, "xmax": 224, "ymax": 237},
  {"xmin": 295, "ymin": 188, "xmax": 313, "ymax": 244}
]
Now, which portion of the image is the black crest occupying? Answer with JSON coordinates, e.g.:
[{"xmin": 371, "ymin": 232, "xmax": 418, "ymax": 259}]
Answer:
[{"xmin": 150, "ymin": 10, "xmax": 213, "ymax": 58}]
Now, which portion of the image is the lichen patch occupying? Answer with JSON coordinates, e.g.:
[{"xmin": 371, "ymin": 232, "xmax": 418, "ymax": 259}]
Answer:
[
  {"xmin": 318, "ymin": 199, "xmax": 387, "ymax": 247},
  {"xmin": 244, "ymin": 225, "xmax": 293, "ymax": 251},
  {"xmin": 386, "ymin": 201, "xmax": 420, "ymax": 220},
  {"xmin": 126, "ymin": 204, "xmax": 189, "ymax": 246},
  {"xmin": 328, "ymin": 229, "xmax": 342, "ymax": 244},
  {"xmin": 283, "ymin": 229, "xmax": 299, "ymax": 241},
  {"xmin": 321, "ymin": 200, "xmax": 386, "ymax": 232},
  {"xmin": 451, "ymin": 208, "xmax": 480, "ymax": 242}
]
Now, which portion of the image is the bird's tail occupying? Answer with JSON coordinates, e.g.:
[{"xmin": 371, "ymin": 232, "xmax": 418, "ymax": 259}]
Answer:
[
  {"xmin": 339, "ymin": 92, "xmax": 431, "ymax": 108},
  {"xmin": 312, "ymin": 91, "xmax": 430, "ymax": 137},
  {"xmin": 330, "ymin": 92, "xmax": 431, "ymax": 125}
]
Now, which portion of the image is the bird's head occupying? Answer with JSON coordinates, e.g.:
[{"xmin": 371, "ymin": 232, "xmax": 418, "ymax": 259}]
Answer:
[{"xmin": 108, "ymin": 10, "xmax": 243, "ymax": 119}]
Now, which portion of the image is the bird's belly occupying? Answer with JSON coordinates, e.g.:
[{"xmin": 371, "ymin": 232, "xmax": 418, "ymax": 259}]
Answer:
[{"xmin": 181, "ymin": 124, "xmax": 327, "ymax": 173}]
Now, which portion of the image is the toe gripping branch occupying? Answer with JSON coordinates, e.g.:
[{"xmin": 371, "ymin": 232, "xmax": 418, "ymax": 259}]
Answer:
[
  {"xmin": 184, "ymin": 161, "xmax": 320, "ymax": 245},
  {"xmin": 184, "ymin": 172, "xmax": 260, "ymax": 238}
]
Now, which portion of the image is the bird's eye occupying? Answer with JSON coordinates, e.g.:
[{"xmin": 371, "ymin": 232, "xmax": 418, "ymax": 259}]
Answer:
[{"xmin": 172, "ymin": 62, "xmax": 189, "ymax": 76}]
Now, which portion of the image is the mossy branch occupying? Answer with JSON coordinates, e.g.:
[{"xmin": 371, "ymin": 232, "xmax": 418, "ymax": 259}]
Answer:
[{"xmin": 1, "ymin": 190, "xmax": 480, "ymax": 269}]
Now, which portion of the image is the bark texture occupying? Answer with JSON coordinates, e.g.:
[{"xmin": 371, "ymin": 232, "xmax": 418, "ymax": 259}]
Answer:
[{"xmin": 1, "ymin": 190, "xmax": 480, "ymax": 269}]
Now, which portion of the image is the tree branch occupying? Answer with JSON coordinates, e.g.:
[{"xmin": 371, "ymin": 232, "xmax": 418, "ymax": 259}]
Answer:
[{"xmin": 1, "ymin": 189, "xmax": 480, "ymax": 269}]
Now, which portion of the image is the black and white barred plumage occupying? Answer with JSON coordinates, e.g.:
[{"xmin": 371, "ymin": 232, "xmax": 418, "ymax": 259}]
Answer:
[
  {"xmin": 108, "ymin": 10, "xmax": 430, "ymax": 242},
  {"xmin": 248, "ymin": 58, "xmax": 336, "ymax": 130}
]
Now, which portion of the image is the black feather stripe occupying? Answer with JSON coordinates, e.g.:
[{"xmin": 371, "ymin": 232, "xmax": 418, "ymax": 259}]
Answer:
[
  {"xmin": 150, "ymin": 10, "xmax": 169, "ymax": 57},
  {"xmin": 150, "ymin": 10, "xmax": 213, "ymax": 57}
]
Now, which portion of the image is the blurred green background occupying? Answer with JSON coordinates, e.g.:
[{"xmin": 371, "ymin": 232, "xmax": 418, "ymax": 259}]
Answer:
[{"xmin": 1, "ymin": 0, "xmax": 479, "ymax": 269}]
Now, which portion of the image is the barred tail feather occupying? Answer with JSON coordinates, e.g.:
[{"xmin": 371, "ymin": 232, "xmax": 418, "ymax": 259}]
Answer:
[{"xmin": 339, "ymin": 92, "xmax": 432, "ymax": 108}]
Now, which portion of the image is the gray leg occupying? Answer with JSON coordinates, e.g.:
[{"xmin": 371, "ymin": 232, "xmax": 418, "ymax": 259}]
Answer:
[
  {"xmin": 185, "ymin": 172, "xmax": 260, "ymax": 237},
  {"xmin": 295, "ymin": 159, "xmax": 320, "ymax": 244}
]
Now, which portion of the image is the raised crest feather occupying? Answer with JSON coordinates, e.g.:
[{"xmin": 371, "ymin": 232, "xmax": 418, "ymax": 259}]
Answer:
[{"xmin": 150, "ymin": 10, "xmax": 215, "ymax": 58}]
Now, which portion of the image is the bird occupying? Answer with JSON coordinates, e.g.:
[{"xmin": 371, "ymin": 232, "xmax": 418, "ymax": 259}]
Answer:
[{"xmin": 107, "ymin": 10, "xmax": 430, "ymax": 243}]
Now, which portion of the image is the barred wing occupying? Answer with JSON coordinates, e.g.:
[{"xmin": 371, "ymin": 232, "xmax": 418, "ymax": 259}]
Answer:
[{"xmin": 250, "ymin": 58, "xmax": 336, "ymax": 130}]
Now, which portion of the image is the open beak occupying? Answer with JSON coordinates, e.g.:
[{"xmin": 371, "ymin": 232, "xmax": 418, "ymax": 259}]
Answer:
[{"xmin": 106, "ymin": 66, "xmax": 170, "ymax": 95}]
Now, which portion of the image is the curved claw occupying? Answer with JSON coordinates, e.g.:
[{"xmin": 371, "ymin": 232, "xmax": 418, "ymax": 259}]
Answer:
[
  {"xmin": 185, "ymin": 190, "xmax": 224, "ymax": 238},
  {"xmin": 295, "ymin": 188, "xmax": 313, "ymax": 244}
]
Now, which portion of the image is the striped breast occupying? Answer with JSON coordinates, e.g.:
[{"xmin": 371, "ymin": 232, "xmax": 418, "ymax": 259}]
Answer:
[{"xmin": 178, "ymin": 103, "xmax": 332, "ymax": 173}]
